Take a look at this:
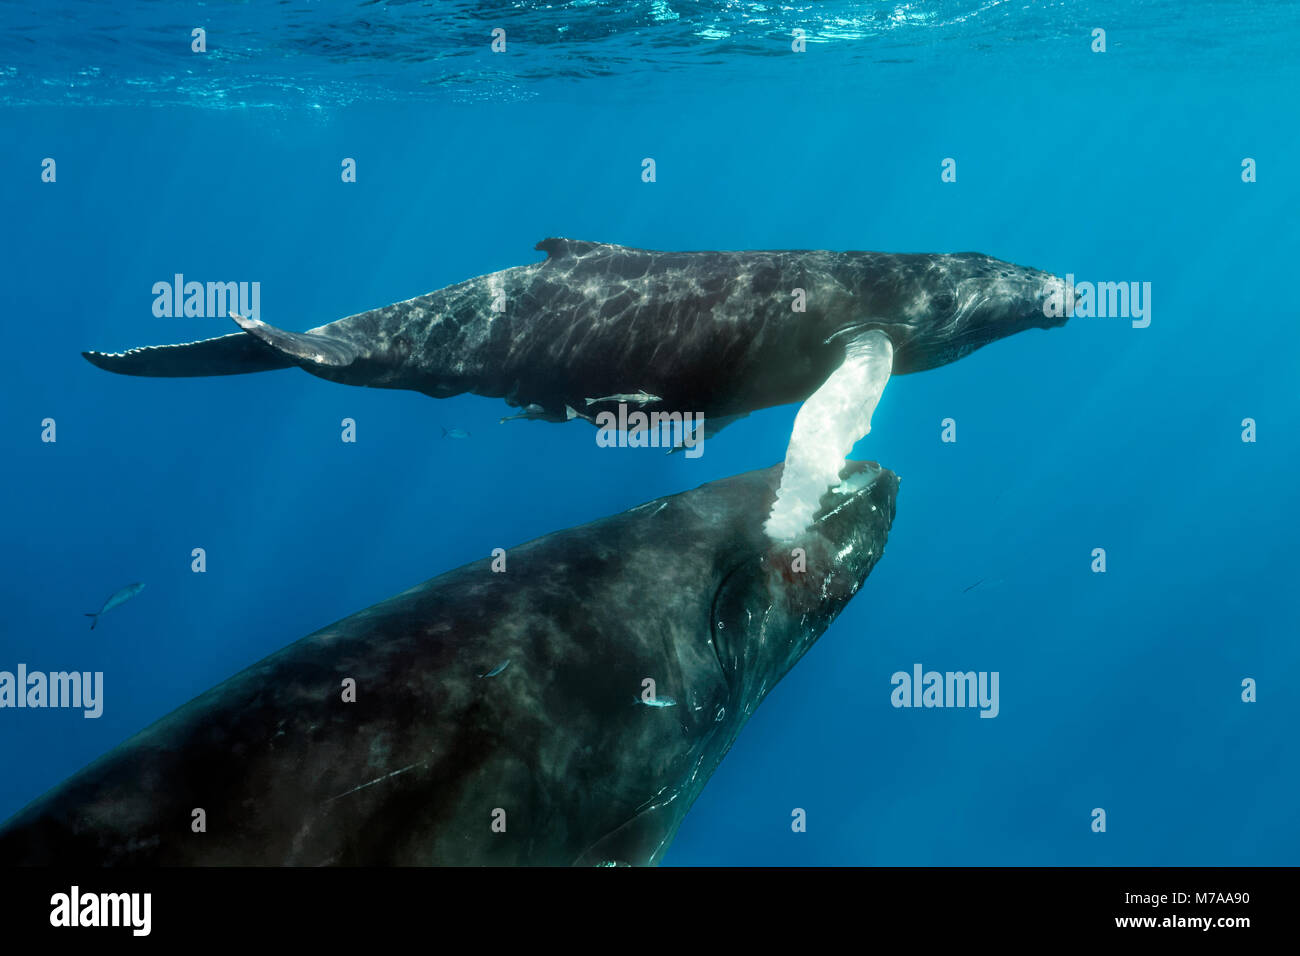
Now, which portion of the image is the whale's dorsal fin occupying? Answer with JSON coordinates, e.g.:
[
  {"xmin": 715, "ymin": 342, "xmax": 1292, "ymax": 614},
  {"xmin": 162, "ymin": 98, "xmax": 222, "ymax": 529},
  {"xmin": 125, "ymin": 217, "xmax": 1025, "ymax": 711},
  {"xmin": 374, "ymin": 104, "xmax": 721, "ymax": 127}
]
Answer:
[
  {"xmin": 535, "ymin": 237, "xmax": 605, "ymax": 261},
  {"xmin": 229, "ymin": 313, "xmax": 358, "ymax": 368}
]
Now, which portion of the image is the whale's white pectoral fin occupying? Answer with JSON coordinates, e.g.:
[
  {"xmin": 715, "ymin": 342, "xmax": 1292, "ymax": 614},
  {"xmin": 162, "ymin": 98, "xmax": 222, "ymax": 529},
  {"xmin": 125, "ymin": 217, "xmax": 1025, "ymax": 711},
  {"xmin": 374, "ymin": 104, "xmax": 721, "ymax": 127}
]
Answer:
[{"xmin": 764, "ymin": 330, "xmax": 893, "ymax": 542}]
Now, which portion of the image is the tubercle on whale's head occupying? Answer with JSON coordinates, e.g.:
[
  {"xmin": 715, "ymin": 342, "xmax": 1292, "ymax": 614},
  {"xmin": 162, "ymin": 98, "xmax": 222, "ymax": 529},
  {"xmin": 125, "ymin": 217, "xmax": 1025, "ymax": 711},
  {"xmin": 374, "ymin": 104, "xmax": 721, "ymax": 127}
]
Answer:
[
  {"xmin": 709, "ymin": 460, "xmax": 897, "ymax": 703},
  {"xmin": 895, "ymin": 253, "xmax": 1074, "ymax": 373}
]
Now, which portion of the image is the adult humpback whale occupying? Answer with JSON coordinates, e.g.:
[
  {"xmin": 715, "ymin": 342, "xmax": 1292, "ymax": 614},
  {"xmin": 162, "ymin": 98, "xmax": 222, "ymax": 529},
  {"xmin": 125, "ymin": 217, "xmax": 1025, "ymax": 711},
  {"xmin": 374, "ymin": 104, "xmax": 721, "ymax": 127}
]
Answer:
[
  {"xmin": 84, "ymin": 238, "xmax": 1064, "ymax": 536},
  {"xmin": 0, "ymin": 460, "xmax": 897, "ymax": 866}
]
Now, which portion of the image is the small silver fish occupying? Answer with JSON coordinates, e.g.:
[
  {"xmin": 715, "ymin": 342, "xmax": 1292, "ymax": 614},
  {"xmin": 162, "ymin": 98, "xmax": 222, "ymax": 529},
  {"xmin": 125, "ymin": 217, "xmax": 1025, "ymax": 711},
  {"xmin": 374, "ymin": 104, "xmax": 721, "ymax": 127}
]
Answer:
[
  {"xmin": 633, "ymin": 695, "xmax": 677, "ymax": 708},
  {"xmin": 585, "ymin": 390, "xmax": 661, "ymax": 406},
  {"xmin": 441, "ymin": 427, "xmax": 471, "ymax": 439},
  {"xmin": 961, "ymin": 576, "xmax": 1004, "ymax": 594},
  {"xmin": 479, "ymin": 660, "xmax": 510, "ymax": 679},
  {"xmin": 85, "ymin": 582, "xmax": 145, "ymax": 630},
  {"xmin": 499, "ymin": 404, "xmax": 546, "ymax": 424}
]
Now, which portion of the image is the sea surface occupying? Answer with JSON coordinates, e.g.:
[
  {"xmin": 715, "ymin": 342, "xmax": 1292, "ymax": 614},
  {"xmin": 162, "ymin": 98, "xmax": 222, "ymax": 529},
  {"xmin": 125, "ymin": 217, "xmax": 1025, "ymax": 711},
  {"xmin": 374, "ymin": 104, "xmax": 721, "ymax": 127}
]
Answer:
[{"xmin": 1, "ymin": 0, "xmax": 1297, "ymax": 865}]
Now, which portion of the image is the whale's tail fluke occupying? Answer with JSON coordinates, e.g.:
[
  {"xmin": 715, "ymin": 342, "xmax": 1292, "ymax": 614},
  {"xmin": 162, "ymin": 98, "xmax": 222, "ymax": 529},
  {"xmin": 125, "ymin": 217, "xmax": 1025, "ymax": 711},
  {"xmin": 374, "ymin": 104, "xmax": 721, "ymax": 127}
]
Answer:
[
  {"xmin": 83, "ymin": 331, "xmax": 296, "ymax": 377},
  {"xmin": 83, "ymin": 314, "xmax": 360, "ymax": 378},
  {"xmin": 84, "ymin": 613, "xmax": 98, "ymax": 630}
]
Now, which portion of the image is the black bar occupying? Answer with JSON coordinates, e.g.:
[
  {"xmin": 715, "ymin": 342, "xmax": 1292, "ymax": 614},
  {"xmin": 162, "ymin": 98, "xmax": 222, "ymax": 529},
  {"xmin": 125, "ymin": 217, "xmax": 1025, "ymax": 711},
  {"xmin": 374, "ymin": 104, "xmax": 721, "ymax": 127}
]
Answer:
[{"xmin": 0, "ymin": 866, "xmax": 1279, "ymax": 942}]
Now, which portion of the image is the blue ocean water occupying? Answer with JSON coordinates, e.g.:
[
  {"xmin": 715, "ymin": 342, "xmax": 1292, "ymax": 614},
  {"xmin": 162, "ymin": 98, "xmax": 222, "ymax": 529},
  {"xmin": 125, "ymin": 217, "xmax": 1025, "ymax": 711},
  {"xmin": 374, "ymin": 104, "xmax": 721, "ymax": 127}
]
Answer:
[{"xmin": 1, "ymin": 0, "xmax": 1297, "ymax": 866}]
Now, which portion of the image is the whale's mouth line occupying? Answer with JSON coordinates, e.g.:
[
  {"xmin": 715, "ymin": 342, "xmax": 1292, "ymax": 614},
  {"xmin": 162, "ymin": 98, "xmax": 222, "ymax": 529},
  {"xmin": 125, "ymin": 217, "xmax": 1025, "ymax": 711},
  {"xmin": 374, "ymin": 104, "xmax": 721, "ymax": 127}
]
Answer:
[{"xmin": 812, "ymin": 460, "xmax": 887, "ymax": 526}]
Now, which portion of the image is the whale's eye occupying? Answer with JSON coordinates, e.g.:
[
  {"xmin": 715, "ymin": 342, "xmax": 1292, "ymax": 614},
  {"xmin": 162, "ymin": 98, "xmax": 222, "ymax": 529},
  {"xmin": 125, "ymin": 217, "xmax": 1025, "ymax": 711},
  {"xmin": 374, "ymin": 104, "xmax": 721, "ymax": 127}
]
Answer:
[{"xmin": 932, "ymin": 293, "xmax": 955, "ymax": 312}]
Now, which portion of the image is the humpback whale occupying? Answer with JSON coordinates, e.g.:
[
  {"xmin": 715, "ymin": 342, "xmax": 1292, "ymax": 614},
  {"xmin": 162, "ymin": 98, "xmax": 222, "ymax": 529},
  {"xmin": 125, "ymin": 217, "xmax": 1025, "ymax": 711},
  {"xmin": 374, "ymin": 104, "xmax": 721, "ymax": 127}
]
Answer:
[
  {"xmin": 84, "ymin": 238, "xmax": 1063, "ymax": 536},
  {"xmin": 0, "ymin": 460, "xmax": 897, "ymax": 866}
]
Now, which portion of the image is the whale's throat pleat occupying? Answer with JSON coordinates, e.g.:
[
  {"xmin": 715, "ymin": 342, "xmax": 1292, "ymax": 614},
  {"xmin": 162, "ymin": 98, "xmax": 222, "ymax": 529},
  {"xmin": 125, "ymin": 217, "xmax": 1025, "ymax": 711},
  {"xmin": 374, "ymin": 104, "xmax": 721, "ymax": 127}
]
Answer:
[{"xmin": 571, "ymin": 800, "xmax": 681, "ymax": 867}]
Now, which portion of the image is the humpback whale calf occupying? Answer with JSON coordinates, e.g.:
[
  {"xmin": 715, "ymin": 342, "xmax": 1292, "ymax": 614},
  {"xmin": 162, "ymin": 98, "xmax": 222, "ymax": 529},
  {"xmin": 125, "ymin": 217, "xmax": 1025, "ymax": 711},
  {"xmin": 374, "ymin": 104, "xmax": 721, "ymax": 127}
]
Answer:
[
  {"xmin": 0, "ymin": 460, "xmax": 897, "ymax": 866},
  {"xmin": 84, "ymin": 238, "xmax": 1064, "ymax": 535}
]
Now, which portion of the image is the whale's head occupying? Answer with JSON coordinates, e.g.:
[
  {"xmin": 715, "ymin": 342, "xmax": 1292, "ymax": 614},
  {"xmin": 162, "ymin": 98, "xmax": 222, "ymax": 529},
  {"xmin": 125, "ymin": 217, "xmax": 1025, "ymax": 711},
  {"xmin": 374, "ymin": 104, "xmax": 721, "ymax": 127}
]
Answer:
[
  {"xmin": 707, "ymin": 460, "xmax": 897, "ymax": 715},
  {"xmin": 563, "ymin": 458, "xmax": 899, "ymax": 866},
  {"xmin": 880, "ymin": 253, "xmax": 1073, "ymax": 374}
]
